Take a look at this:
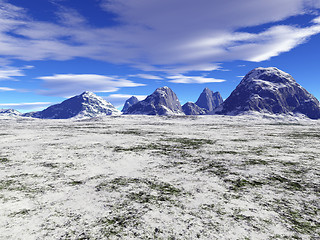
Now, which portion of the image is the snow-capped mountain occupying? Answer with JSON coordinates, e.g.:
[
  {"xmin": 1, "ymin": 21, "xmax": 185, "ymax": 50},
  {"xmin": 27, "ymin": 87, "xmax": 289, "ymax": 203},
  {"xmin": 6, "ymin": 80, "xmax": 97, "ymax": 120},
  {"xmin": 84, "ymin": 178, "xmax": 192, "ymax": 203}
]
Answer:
[
  {"xmin": 195, "ymin": 88, "xmax": 223, "ymax": 111},
  {"xmin": 214, "ymin": 67, "xmax": 320, "ymax": 119},
  {"xmin": 182, "ymin": 102, "xmax": 208, "ymax": 115},
  {"xmin": 124, "ymin": 86, "xmax": 184, "ymax": 115},
  {"xmin": 0, "ymin": 109, "xmax": 21, "ymax": 117},
  {"xmin": 122, "ymin": 96, "xmax": 139, "ymax": 113},
  {"xmin": 25, "ymin": 91, "xmax": 121, "ymax": 119}
]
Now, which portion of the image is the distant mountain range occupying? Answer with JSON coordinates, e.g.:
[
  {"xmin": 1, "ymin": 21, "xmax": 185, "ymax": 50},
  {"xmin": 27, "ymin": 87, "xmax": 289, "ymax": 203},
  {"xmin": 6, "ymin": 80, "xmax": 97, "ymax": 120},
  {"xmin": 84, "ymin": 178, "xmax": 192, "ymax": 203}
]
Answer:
[{"xmin": 1, "ymin": 67, "xmax": 319, "ymax": 119}]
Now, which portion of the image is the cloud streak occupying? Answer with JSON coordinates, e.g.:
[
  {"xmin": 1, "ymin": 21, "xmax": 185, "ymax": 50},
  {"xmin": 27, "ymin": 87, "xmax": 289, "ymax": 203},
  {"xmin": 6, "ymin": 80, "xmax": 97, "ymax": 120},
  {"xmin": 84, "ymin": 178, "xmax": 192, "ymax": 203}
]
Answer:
[
  {"xmin": 0, "ymin": 102, "xmax": 52, "ymax": 110},
  {"xmin": 168, "ymin": 75, "xmax": 226, "ymax": 84},
  {"xmin": 0, "ymin": 0, "xmax": 319, "ymax": 75},
  {"xmin": 36, "ymin": 74, "xmax": 145, "ymax": 97}
]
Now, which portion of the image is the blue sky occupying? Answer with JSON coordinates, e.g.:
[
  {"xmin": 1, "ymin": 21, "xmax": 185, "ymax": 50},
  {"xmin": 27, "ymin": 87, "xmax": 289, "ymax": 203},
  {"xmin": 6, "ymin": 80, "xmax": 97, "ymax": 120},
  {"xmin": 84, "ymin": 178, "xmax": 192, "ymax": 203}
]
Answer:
[{"xmin": 0, "ymin": 0, "xmax": 320, "ymax": 112}]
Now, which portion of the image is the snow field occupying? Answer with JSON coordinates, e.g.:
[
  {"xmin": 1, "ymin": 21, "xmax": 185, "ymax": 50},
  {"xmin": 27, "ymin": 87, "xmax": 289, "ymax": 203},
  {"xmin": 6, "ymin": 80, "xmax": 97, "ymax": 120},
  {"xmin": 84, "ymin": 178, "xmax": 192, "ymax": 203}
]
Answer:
[{"xmin": 0, "ymin": 114, "xmax": 319, "ymax": 239}]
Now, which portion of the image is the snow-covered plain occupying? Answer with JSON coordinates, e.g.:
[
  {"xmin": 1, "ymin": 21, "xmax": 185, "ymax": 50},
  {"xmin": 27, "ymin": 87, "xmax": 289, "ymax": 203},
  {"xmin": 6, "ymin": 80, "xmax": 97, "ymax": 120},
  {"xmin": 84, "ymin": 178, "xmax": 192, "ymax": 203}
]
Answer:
[{"xmin": 0, "ymin": 114, "xmax": 319, "ymax": 239}]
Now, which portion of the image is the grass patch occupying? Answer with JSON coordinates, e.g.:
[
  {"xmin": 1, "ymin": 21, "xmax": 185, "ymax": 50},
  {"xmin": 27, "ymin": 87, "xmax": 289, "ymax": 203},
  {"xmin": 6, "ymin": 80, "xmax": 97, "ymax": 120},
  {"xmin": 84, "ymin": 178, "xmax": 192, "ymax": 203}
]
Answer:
[
  {"xmin": 244, "ymin": 159, "xmax": 268, "ymax": 165},
  {"xmin": 267, "ymin": 175, "xmax": 304, "ymax": 191},
  {"xmin": 228, "ymin": 178, "xmax": 264, "ymax": 191},
  {"xmin": 163, "ymin": 137, "xmax": 216, "ymax": 149},
  {"xmin": 69, "ymin": 180, "xmax": 83, "ymax": 186},
  {"xmin": 287, "ymin": 132, "xmax": 320, "ymax": 139},
  {"xmin": 0, "ymin": 157, "xmax": 9, "ymax": 163}
]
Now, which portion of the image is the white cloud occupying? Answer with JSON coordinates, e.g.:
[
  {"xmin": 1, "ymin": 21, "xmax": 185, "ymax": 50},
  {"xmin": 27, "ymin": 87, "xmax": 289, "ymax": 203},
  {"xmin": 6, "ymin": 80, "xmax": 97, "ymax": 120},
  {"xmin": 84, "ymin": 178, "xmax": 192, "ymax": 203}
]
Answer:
[
  {"xmin": 0, "ymin": 68, "xmax": 25, "ymax": 80},
  {"xmin": 36, "ymin": 74, "xmax": 145, "ymax": 97},
  {"xmin": 312, "ymin": 16, "xmax": 320, "ymax": 24},
  {"xmin": 0, "ymin": 0, "xmax": 319, "ymax": 74},
  {"xmin": 129, "ymin": 74, "xmax": 163, "ymax": 80},
  {"xmin": 0, "ymin": 102, "xmax": 52, "ymax": 110},
  {"xmin": 168, "ymin": 75, "xmax": 226, "ymax": 84},
  {"xmin": 0, "ymin": 87, "xmax": 15, "ymax": 91}
]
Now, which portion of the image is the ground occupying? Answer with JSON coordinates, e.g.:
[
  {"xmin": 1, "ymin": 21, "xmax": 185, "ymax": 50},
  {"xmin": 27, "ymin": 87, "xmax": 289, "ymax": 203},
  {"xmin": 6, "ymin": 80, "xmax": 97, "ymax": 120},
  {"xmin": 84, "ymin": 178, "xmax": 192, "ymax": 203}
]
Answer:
[{"xmin": 0, "ymin": 114, "xmax": 319, "ymax": 240}]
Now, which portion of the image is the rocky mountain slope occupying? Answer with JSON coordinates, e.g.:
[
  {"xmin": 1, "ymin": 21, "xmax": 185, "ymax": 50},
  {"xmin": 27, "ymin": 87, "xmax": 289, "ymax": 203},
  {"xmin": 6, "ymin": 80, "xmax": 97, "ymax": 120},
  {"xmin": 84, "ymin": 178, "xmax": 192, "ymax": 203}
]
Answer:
[
  {"xmin": 195, "ymin": 88, "xmax": 223, "ymax": 111},
  {"xmin": 182, "ymin": 102, "xmax": 208, "ymax": 115},
  {"xmin": 122, "ymin": 96, "xmax": 139, "ymax": 113},
  {"xmin": 124, "ymin": 86, "xmax": 184, "ymax": 115},
  {"xmin": 25, "ymin": 91, "xmax": 120, "ymax": 119},
  {"xmin": 0, "ymin": 109, "xmax": 21, "ymax": 117},
  {"xmin": 214, "ymin": 67, "xmax": 320, "ymax": 119}
]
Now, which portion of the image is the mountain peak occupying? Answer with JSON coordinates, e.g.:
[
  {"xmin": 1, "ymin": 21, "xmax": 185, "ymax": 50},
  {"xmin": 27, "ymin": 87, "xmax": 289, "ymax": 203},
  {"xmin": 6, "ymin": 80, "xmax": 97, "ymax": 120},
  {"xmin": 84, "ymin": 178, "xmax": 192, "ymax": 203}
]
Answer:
[
  {"xmin": 241, "ymin": 67, "xmax": 295, "ymax": 85},
  {"xmin": 195, "ymin": 87, "xmax": 223, "ymax": 111},
  {"xmin": 79, "ymin": 91, "xmax": 97, "ymax": 98},
  {"xmin": 25, "ymin": 91, "xmax": 120, "ymax": 119},
  {"xmin": 125, "ymin": 86, "xmax": 184, "ymax": 115},
  {"xmin": 122, "ymin": 96, "xmax": 139, "ymax": 113},
  {"xmin": 215, "ymin": 67, "xmax": 320, "ymax": 119}
]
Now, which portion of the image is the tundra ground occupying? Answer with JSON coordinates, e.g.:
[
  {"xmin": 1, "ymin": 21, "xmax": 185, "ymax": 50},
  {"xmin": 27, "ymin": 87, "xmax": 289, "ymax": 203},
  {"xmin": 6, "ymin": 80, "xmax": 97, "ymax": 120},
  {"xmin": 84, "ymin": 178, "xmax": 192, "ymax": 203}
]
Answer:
[{"xmin": 0, "ymin": 114, "xmax": 319, "ymax": 239}]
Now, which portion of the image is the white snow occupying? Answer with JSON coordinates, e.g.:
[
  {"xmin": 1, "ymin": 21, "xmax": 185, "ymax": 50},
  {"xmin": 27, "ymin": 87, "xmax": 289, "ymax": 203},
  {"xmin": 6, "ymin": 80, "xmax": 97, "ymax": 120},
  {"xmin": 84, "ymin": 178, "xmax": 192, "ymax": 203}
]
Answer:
[{"xmin": 0, "ymin": 114, "xmax": 319, "ymax": 239}]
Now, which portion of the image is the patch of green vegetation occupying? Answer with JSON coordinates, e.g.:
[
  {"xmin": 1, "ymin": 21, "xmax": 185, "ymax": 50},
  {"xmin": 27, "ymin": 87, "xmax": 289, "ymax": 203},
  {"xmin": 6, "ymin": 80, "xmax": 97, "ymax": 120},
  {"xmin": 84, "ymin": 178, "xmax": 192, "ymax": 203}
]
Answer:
[
  {"xmin": 69, "ymin": 180, "xmax": 83, "ymax": 186},
  {"xmin": 98, "ymin": 210, "xmax": 140, "ymax": 237},
  {"xmin": 281, "ymin": 161, "xmax": 299, "ymax": 166},
  {"xmin": 287, "ymin": 132, "xmax": 320, "ymax": 139},
  {"xmin": 249, "ymin": 147, "xmax": 264, "ymax": 156},
  {"xmin": 9, "ymin": 209, "xmax": 30, "ymax": 217},
  {"xmin": 115, "ymin": 129, "xmax": 145, "ymax": 135},
  {"xmin": 244, "ymin": 159, "xmax": 268, "ymax": 165},
  {"xmin": 267, "ymin": 175, "xmax": 303, "ymax": 191},
  {"xmin": 228, "ymin": 178, "xmax": 264, "ymax": 191},
  {"xmin": 198, "ymin": 161, "xmax": 229, "ymax": 177},
  {"xmin": 96, "ymin": 177, "xmax": 182, "ymax": 198},
  {"xmin": 163, "ymin": 137, "xmax": 216, "ymax": 150},
  {"xmin": 0, "ymin": 179, "xmax": 27, "ymax": 191},
  {"xmin": 0, "ymin": 157, "xmax": 9, "ymax": 163},
  {"xmin": 269, "ymin": 123, "xmax": 302, "ymax": 126},
  {"xmin": 285, "ymin": 210, "xmax": 319, "ymax": 235},
  {"xmin": 114, "ymin": 137, "xmax": 215, "ymax": 155},
  {"xmin": 233, "ymin": 214, "xmax": 254, "ymax": 222},
  {"xmin": 213, "ymin": 150, "xmax": 239, "ymax": 155},
  {"xmin": 41, "ymin": 162, "xmax": 59, "ymax": 168},
  {"xmin": 231, "ymin": 139, "xmax": 249, "ymax": 142}
]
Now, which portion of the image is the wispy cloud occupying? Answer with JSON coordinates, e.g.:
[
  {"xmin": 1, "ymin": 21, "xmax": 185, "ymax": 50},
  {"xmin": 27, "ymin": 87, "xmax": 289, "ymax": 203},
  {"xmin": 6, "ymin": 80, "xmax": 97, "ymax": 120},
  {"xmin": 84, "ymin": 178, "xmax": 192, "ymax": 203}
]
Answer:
[
  {"xmin": 0, "ymin": 87, "xmax": 16, "ymax": 91},
  {"xmin": 0, "ymin": 0, "xmax": 319, "ymax": 74},
  {"xmin": 0, "ymin": 102, "xmax": 52, "ymax": 110},
  {"xmin": 0, "ymin": 65, "xmax": 34, "ymax": 80},
  {"xmin": 168, "ymin": 75, "xmax": 225, "ymax": 84},
  {"xmin": 129, "ymin": 74, "xmax": 163, "ymax": 80},
  {"xmin": 0, "ymin": 68, "xmax": 24, "ymax": 80},
  {"xmin": 36, "ymin": 74, "xmax": 145, "ymax": 97}
]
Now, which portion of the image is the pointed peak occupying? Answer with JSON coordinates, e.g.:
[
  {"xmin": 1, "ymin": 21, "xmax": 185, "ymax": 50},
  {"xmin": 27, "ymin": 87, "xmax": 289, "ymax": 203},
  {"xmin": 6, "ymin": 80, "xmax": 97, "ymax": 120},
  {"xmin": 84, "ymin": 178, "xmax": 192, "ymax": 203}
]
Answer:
[
  {"xmin": 128, "ymin": 96, "xmax": 139, "ymax": 100},
  {"xmin": 154, "ymin": 86, "xmax": 173, "ymax": 94},
  {"xmin": 80, "ymin": 91, "xmax": 95, "ymax": 96}
]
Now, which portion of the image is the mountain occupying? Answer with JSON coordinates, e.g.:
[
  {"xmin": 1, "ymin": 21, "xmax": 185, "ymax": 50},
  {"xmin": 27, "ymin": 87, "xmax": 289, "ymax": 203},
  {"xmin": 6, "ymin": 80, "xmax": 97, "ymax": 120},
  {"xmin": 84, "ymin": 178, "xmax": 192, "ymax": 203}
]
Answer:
[
  {"xmin": 182, "ymin": 102, "xmax": 208, "ymax": 115},
  {"xmin": 0, "ymin": 109, "xmax": 21, "ymax": 117},
  {"xmin": 124, "ymin": 86, "xmax": 184, "ymax": 115},
  {"xmin": 214, "ymin": 67, "xmax": 320, "ymax": 119},
  {"xmin": 195, "ymin": 88, "xmax": 223, "ymax": 111},
  {"xmin": 25, "ymin": 91, "xmax": 121, "ymax": 119},
  {"xmin": 122, "ymin": 96, "xmax": 139, "ymax": 113}
]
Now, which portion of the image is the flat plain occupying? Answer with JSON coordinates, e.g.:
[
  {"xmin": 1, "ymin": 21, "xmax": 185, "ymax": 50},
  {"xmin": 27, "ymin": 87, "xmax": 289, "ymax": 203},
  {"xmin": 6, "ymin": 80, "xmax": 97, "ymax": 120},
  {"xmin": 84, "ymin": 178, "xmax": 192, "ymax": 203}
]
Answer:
[{"xmin": 0, "ymin": 114, "xmax": 319, "ymax": 240}]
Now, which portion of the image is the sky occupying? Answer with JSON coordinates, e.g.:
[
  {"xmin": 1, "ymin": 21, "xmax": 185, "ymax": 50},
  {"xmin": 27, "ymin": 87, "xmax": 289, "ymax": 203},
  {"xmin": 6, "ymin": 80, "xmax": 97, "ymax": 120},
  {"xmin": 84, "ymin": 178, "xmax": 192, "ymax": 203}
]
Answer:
[{"xmin": 0, "ymin": 0, "xmax": 320, "ymax": 112}]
